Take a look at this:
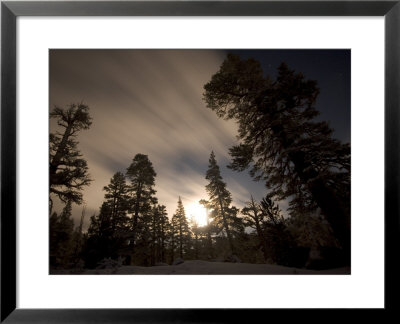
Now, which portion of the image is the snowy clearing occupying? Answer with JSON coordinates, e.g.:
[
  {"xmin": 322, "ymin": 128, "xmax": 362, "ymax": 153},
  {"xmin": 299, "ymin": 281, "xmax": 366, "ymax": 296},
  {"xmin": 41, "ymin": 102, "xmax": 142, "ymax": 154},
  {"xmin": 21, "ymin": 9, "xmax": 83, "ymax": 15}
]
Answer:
[{"xmin": 51, "ymin": 260, "xmax": 350, "ymax": 275}]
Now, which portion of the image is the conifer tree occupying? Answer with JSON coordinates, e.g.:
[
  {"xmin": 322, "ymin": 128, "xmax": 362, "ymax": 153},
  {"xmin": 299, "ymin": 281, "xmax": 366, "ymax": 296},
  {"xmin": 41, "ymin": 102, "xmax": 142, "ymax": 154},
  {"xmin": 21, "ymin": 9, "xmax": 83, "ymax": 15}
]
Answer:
[
  {"xmin": 84, "ymin": 202, "xmax": 117, "ymax": 267},
  {"xmin": 103, "ymin": 172, "xmax": 130, "ymax": 234},
  {"xmin": 203, "ymin": 54, "xmax": 350, "ymax": 254},
  {"xmin": 97, "ymin": 202, "xmax": 114, "ymax": 239},
  {"xmin": 126, "ymin": 154, "xmax": 157, "ymax": 257},
  {"xmin": 205, "ymin": 151, "xmax": 236, "ymax": 255},
  {"xmin": 83, "ymin": 172, "xmax": 131, "ymax": 265},
  {"xmin": 149, "ymin": 204, "xmax": 158, "ymax": 265},
  {"xmin": 169, "ymin": 221, "xmax": 176, "ymax": 263},
  {"xmin": 147, "ymin": 204, "xmax": 168, "ymax": 265},
  {"xmin": 155, "ymin": 205, "xmax": 169, "ymax": 263},
  {"xmin": 171, "ymin": 197, "xmax": 191, "ymax": 259},
  {"xmin": 49, "ymin": 103, "xmax": 92, "ymax": 210}
]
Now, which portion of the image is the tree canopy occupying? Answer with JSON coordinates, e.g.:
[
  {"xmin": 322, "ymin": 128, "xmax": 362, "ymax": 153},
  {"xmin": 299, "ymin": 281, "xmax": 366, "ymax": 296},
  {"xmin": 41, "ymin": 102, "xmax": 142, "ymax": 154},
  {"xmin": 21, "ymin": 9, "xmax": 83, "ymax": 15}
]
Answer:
[
  {"xmin": 205, "ymin": 151, "xmax": 237, "ymax": 255},
  {"xmin": 49, "ymin": 103, "xmax": 92, "ymax": 208},
  {"xmin": 203, "ymin": 54, "xmax": 350, "ymax": 253}
]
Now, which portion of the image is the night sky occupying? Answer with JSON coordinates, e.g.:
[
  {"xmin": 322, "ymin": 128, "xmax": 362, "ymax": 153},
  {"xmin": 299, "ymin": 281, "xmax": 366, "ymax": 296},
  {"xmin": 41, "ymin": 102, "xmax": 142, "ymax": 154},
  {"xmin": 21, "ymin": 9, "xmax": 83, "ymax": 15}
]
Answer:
[{"xmin": 50, "ymin": 49, "xmax": 350, "ymax": 229}]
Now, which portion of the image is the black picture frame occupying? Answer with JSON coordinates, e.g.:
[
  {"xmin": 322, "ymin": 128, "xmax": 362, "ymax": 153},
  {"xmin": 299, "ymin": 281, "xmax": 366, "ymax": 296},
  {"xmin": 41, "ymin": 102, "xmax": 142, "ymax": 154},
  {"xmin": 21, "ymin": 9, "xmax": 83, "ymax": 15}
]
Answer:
[{"xmin": 1, "ymin": 0, "xmax": 399, "ymax": 322}]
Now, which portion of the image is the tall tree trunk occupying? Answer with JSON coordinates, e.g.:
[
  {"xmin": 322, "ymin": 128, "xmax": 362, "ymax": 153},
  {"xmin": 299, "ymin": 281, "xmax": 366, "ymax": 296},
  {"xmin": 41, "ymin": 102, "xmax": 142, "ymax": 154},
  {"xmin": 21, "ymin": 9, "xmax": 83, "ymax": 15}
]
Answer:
[
  {"xmin": 179, "ymin": 224, "xmax": 183, "ymax": 258},
  {"xmin": 206, "ymin": 207, "xmax": 213, "ymax": 258},
  {"xmin": 271, "ymin": 122, "xmax": 350, "ymax": 259},
  {"xmin": 194, "ymin": 233, "xmax": 199, "ymax": 259},
  {"xmin": 151, "ymin": 212, "xmax": 156, "ymax": 266},
  {"xmin": 131, "ymin": 183, "xmax": 142, "ymax": 259},
  {"xmin": 170, "ymin": 232, "xmax": 175, "ymax": 263},
  {"xmin": 111, "ymin": 196, "xmax": 117, "ymax": 232},
  {"xmin": 218, "ymin": 196, "xmax": 235, "ymax": 255},
  {"xmin": 161, "ymin": 221, "xmax": 165, "ymax": 263},
  {"xmin": 50, "ymin": 124, "xmax": 73, "ymax": 184},
  {"xmin": 254, "ymin": 216, "xmax": 268, "ymax": 261},
  {"xmin": 291, "ymin": 150, "xmax": 350, "ymax": 255}
]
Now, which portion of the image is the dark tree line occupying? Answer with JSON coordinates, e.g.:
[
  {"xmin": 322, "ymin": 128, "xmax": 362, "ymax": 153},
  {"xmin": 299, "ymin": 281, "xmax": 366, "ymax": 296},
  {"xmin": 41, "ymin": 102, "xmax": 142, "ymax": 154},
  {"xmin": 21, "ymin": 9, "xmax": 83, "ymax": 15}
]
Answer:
[{"xmin": 50, "ymin": 54, "xmax": 350, "ymax": 271}]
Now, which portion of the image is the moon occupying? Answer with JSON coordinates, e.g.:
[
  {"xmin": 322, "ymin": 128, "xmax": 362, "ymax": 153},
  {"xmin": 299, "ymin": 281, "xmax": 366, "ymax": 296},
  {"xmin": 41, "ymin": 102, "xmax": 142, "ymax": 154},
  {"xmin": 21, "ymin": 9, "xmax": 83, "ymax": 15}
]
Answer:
[{"xmin": 186, "ymin": 202, "xmax": 208, "ymax": 227}]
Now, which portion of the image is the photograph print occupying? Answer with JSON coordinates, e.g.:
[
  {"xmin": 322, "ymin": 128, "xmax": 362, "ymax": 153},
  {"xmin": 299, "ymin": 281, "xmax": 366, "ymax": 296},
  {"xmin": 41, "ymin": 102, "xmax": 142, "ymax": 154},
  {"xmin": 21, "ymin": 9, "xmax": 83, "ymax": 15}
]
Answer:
[{"xmin": 49, "ymin": 49, "xmax": 350, "ymax": 275}]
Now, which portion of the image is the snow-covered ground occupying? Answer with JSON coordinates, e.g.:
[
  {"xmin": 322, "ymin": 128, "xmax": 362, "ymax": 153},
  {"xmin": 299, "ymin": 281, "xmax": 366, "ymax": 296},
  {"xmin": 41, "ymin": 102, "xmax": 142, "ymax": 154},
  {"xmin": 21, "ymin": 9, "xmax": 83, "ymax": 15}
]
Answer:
[{"xmin": 51, "ymin": 260, "xmax": 350, "ymax": 275}]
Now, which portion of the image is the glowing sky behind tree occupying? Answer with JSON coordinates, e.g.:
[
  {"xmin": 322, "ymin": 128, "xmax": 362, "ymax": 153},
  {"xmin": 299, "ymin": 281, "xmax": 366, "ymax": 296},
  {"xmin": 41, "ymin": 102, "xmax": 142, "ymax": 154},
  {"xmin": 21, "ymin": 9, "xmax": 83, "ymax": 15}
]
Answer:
[{"xmin": 49, "ymin": 49, "xmax": 350, "ymax": 230}]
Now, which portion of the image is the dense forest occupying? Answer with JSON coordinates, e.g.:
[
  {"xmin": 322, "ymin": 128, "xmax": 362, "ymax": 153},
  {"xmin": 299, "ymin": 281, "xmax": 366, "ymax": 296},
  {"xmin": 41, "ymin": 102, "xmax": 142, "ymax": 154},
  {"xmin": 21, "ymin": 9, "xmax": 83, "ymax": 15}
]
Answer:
[{"xmin": 49, "ymin": 54, "xmax": 350, "ymax": 273}]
